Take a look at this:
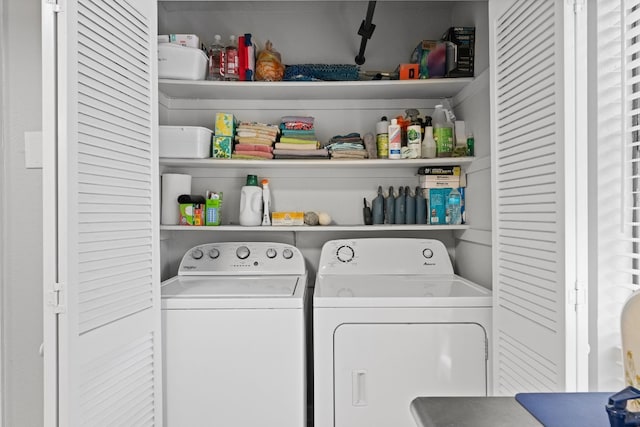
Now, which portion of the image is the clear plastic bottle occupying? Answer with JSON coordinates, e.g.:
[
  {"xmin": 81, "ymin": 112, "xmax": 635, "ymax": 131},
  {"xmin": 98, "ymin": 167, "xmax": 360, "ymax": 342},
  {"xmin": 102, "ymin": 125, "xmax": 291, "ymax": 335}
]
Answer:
[
  {"xmin": 447, "ymin": 188, "xmax": 462, "ymax": 225},
  {"xmin": 421, "ymin": 116, "xmax": 436, "ymax": 159},
  {"xmin": 433, "ymin": 104, "xmax": 454, "ymax": 157},
  {"xmin": 207, "ymin": 34, "xmax": 225, "ymax": 81},
  {"xmin": 224, "ymin": 35, "xmax": 239, "ymax": 81}
]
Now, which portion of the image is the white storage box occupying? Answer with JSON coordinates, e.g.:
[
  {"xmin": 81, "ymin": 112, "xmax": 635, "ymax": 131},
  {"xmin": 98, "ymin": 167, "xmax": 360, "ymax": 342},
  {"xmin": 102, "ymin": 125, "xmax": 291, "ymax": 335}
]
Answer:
[
  {"xmin": 159, "ymin": 126, "xmax": 213, "ymax": 158},
  {"xmin": 158, "ymin": 44, "xmax": 208, "ymax": 80},
  {"xmin": 158, "ymin": 34, "xmax": 200, "ymax": 48}
]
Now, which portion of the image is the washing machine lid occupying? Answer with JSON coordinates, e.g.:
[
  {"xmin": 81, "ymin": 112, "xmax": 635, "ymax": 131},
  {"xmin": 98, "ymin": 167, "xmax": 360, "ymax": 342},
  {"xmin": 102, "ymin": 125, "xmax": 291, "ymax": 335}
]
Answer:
[
  {"xmin": 162, "ymin": 275, "xmax": 300, "ymax": 298},
  {"xmin": 313, "ymin": 274, "xmax": 491, "ymax": 308}
]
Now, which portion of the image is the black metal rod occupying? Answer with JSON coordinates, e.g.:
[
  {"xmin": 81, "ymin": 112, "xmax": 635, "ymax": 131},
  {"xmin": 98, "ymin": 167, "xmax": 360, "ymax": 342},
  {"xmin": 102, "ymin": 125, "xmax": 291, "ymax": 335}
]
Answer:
[{"xmin": 355, "ymin": 1, "xmax": 377, "ymax": 66}]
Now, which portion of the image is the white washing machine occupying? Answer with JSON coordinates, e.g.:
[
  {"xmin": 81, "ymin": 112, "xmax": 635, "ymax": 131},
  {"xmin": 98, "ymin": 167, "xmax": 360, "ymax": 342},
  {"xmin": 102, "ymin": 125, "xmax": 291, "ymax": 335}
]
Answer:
[
  {"xmin": 161, "ymin": 242, "xmax": 307, "ymax": 427},
  {"xmin": 313, "ymin": 238, "xmax": 492, "ymax": 427}
]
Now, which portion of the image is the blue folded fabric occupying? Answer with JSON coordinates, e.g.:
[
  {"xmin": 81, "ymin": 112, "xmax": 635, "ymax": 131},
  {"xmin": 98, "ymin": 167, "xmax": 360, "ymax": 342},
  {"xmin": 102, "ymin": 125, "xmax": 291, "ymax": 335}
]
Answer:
[{"xmin": 515, "ymin": 392, "xmax": 612, "ymax": 427}]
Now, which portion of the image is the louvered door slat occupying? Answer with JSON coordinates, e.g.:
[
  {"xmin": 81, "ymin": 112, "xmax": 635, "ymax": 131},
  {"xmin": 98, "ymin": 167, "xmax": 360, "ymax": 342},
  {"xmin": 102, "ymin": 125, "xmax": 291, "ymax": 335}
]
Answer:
[
  {"xmin": 48, "ymin": 0, "xmax": 160, "ymax": 423},
  {"xmin": 491, "ymin": 0, "xmax": 574, "ymax": 394}
]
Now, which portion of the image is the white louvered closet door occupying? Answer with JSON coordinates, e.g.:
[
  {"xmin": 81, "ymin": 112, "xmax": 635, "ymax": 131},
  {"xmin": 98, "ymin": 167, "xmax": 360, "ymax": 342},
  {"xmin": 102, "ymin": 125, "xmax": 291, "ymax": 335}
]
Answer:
[
  {"xmin": 42, "ymin": 0, "xmax": 161, "ymax": 426},
  {"xmin": 489, "ymin": 0, "xmax": 587, "ymax": 394}
]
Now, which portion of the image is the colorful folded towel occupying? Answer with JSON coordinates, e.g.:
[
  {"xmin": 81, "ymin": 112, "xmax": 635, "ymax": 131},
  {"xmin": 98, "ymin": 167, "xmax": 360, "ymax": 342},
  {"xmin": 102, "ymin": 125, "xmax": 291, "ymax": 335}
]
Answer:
[
  {"xmin": 235, "ymin": 136, "xmax": 274, "ymax": 146},
  {"xmin": 232, "ymin": 151, "xmax": 274, "ymax": 160},
  {"xmin": 273, "ymin": 148, "xmax": 329, "ymax": 158},
  {"xmin": 279, "ymin": 136, "xmax": 319, "ymax": 145},
  {"xmin": 275, "ymin": 142, "xmax": 319, "ymax": 150},
  {"xmin": 234, "ymin": 143, "xmax": 273, "ymax": 153}
]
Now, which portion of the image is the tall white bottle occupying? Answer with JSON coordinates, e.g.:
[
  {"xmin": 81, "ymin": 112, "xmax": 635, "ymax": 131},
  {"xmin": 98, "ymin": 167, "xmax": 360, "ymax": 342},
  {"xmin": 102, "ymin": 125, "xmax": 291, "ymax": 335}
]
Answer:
[
  {"xmin": 388, "ymin": 119, "xmax": 402, "ymax": 160},
  {"xmin": 239, "ymin": 174, "xmax": 262, "ymax": 226},
  {"xmin": 261, "ymin": 179, "xmax": 272, "ymax": 226}
]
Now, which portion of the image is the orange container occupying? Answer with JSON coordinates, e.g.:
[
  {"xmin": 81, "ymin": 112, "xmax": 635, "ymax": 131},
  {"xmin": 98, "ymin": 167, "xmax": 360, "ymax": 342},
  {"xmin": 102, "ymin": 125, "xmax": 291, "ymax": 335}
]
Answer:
[{"xmin": 399, "ymin": 64, "xmax": 419, "ymax": 80}]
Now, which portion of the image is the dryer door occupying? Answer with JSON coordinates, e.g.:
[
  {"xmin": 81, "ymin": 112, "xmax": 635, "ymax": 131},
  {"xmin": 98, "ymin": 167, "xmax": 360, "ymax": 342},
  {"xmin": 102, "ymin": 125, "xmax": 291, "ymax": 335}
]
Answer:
[{"xmin": 333, "ymin": 323, "xmax": 487, "ymax": 427}]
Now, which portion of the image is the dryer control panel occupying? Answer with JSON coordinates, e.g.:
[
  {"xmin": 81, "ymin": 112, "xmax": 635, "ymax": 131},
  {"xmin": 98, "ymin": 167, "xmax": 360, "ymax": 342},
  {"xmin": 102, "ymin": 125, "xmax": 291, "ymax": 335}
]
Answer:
[
  {"xmin": 317, "ymin": 238, "xmax": 454, "ymax": 275},
  {"xmin": 178, "ymin": 242, "xmax": 305, "ymax": 275}
]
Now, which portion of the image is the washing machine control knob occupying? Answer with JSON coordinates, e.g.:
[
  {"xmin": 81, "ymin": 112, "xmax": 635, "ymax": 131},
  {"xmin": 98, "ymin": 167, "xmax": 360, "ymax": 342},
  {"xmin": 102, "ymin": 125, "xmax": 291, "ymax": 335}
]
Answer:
[
  {"xmin": 282, "ymin": 248, "xmax": 294, "ymax": 259},
  {"xmin": 191, "ymin": 248, "xmax": 204, "ymax": 260},
  {"xmin": 422, "ymin": 248, "xmax": 434, "ymax": 259},
  {"xmin": 266, "ymin": 248, "xmax": 277, "ymax": 258},
  {"xmin": 236, "ymin": 246, "xmax": 250, "ymax": 259},
  {"xmin": 208, "ymin": 248, "xmax": 220, "ymax": 259},
  {"xmin": 336, "ymin": 245, "xmax": 355, "ymax": 263}
]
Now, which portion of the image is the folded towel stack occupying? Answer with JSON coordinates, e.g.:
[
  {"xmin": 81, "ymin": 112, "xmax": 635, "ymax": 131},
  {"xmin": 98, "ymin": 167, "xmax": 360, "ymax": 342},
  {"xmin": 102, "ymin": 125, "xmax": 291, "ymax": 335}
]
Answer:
[
  {"xmin": 325, "ymin": 133, "xmax": 369, "ymax": 159},
  {"xmin": 233, "ymin": 122, "xmax": 280, "ymax": 160},
  {"xmin": 274, "ymin": 116, "xmax": 329, "ymax": 159}
]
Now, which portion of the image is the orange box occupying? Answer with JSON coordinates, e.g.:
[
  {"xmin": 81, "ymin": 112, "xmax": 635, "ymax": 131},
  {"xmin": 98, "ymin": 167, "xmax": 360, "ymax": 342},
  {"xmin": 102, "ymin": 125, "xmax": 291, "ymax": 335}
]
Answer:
[{"xmin": 399, "ymin": 63, "xmax": 420, "ymax": 80}]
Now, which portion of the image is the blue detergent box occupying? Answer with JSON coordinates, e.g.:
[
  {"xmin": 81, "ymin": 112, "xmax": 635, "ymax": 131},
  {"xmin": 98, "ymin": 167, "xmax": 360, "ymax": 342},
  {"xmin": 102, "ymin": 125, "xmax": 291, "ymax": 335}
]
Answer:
[
  {"xmin": 428, "ymin": 188, "xmax": 451, "ymax": 225},
  {"xmin": 427, "ymin": 187, "xmax": 465, "ymax": 225}
]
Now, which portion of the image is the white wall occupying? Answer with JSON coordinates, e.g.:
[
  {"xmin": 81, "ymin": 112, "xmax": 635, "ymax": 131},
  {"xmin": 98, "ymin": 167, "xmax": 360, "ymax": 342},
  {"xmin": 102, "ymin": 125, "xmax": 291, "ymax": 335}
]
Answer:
[{"xmin": 1, "ymin": 0, "xmax": 44, "ymax": 425}]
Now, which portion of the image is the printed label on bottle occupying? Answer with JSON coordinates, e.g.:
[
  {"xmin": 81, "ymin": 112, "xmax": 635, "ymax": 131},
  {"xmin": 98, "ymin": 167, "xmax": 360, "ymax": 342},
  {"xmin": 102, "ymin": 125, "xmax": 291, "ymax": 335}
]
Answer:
[
  {"xmin": 377, "ymin": 134, "xmax": 389, "ymax": 158},
  {"xmin": 226, "ymin": 50, "xmax": 238, "ymax": 76},
  {"xmin": 434, "ymin": 127, "xmax": 453, "ymax": 155}
]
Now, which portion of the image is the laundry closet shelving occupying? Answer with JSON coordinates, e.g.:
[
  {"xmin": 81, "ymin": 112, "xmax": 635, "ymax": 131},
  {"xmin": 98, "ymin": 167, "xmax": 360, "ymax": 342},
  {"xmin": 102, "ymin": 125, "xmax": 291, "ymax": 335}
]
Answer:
[{"xmin": 156, "ymin": 0, "xmax": 490, "ymax": 267}]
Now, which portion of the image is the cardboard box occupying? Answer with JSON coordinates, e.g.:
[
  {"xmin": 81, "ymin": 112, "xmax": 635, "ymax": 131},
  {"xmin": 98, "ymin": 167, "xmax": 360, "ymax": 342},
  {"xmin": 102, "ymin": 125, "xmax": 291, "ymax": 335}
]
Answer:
[
  {"xmin": 442, "ymin": 27, "xmax": 475, "ymax": 77},
  {"xmin": 215, "ymin": 112, "xmax": 236, "ymax": 136},
  {"xmin": 205, "ymin": 191, "xmax": 223, "ymax": 226},
  {"xmin": 179, "ymin": 203, "xmax": 205, "ymax": 226},
  {"xmin": 212, "ymin": 136, "xmax": 233, "ymax": 158},
  {"xmin": 272, "ymin": 211, "xmax": 304, "ymax": 226},
  {"xmin": 428, "ymin": 188, "xmax": 451, "ymax": 225},
  {"xmin": 427, "ymin": 187, "xmax": 465, "ymax": 225}
]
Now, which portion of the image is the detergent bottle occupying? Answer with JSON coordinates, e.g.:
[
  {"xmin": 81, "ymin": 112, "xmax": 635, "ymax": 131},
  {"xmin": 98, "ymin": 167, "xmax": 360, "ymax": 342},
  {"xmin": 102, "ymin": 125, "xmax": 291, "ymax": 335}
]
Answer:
[{"xmin": 239, "ymin": 174, "xmax": 262, "ymax": 226}]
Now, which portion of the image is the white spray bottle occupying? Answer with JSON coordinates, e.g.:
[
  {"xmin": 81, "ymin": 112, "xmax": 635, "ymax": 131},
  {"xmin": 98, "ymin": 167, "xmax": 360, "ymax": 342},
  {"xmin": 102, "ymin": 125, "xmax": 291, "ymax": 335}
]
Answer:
[{"xmin": 261, "ymin": 179, "xmax": 271, "ymax": 226}]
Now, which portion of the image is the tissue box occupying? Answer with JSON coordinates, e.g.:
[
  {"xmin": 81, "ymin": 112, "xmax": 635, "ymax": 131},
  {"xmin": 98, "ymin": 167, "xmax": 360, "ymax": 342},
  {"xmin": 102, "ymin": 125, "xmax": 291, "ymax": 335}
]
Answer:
[
  {"xmin": 158, "ymin": 43, "xmax": 208, "ymax": 80},
  {"xmin": 212, "ymin": 136, "xmax": 233, "ymax": 158},
  {"xmin": 215, "ymin": 112, "xmax": 236, "ymax": 136},
  {"xmin": 159, "ymin": 126, "xmax": 213, "ymax": 158}
]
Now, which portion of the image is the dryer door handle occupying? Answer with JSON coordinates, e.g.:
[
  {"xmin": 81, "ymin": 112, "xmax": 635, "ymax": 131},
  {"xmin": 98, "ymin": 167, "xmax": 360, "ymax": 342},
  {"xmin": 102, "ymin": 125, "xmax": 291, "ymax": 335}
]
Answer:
[{"xmin": 352, "ymin": 370, "xmax": 368, "ymax": 406}]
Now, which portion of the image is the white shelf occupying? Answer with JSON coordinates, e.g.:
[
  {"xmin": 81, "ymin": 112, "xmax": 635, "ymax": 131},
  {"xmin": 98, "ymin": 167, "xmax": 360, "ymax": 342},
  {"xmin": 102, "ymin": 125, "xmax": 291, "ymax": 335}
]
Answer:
[
  {"xmin": 161, "ymin": 224, "xmax": 470, "ymax": 232},
  {"xmin": 158, "ymin": 78, "xmax": 474, "ymax": 101},
  {"xmin": 160, "ymin": 157, "xmax": 474, "ymax": 169}
]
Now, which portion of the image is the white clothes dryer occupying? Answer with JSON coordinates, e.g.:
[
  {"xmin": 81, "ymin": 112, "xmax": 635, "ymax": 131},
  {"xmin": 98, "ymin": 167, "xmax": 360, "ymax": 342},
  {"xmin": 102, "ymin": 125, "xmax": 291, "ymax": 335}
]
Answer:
[
  {"xmin": 313, "ymin": 238, "xmax": 492, "ymax": 427},
  {"xmin": 161, "ymin": 242, "xmax": 307, "ymax": 427}
]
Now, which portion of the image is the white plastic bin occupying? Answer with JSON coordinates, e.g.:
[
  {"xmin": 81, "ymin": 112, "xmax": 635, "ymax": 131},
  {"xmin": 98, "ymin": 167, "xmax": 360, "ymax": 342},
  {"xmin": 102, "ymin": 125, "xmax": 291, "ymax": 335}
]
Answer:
[
  {"xmin": 158, "ymin": 43, "xmax": 208, "ymax": 80},
  {"xmin": 159, "ymin": 126, "xmax": 213, "ymax": 158}
]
